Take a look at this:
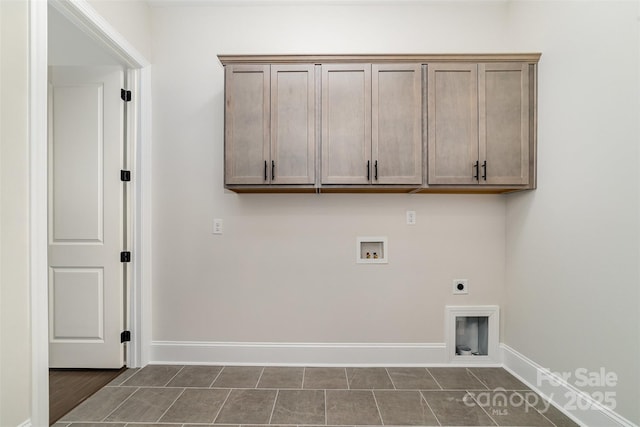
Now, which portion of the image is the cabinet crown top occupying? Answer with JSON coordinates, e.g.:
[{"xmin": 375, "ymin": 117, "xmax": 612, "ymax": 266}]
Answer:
[{"xmin": 217, "ymin": 53, "xmax": 541, "ymax": 65}]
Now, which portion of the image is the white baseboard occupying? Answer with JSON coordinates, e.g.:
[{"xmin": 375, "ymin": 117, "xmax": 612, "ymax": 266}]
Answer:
[
  {"xmin": 501, "ymin": 344, "xmax": 638, "ymax": 427},
  {"xmin": 17, "ymin": 420, "xmax": 31, "ymax": 427},
  {"xmin": 151, "ymin": 341, "xmax": 449, "ymax": 366}
]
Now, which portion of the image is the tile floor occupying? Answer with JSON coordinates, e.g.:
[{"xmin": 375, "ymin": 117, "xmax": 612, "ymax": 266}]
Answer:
[{"xmin": 53, "ymin": 365, "xmax": 578, "ymax": 427}]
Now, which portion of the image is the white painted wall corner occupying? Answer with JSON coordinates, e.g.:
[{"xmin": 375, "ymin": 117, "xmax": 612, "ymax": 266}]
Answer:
[{"xmin": 501, "ymin": 344, "xmax": 638, "ymax": 427}]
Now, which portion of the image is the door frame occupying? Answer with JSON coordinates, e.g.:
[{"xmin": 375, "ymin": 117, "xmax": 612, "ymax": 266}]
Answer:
[{"xmin": 29, "ymin": 0, "xmax": 151, "ymax": 424}]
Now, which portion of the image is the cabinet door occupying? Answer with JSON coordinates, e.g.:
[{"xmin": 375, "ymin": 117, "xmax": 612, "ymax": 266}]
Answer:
[
  {"xmin": 479, "ymin": 63, "xmax": 529, "ymax": 185},
  {"xmin": 271, "ymin": 64, "xmax": 316, "ymax": 184},
  {"xmin": 225, "ymin": 64, "xmax": 270, "ymax": 185},
  {"xmin": 372, "ymin": 64, "xmax": 422, "ymax": 185},
  {"xmin": 321, "ymin": 64, "xmax": 371, "ymax": 184},
  {"xmin": 427, "ymin": 64, "xmax": 478, "ymax": 185}
]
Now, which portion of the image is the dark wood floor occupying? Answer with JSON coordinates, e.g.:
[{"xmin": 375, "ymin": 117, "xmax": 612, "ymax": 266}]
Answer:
[{"xmin": 49, "ymin": 368, "xmax": 125, "ymax": 425}]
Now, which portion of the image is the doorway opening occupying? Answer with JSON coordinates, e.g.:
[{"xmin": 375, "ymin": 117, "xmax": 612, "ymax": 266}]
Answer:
[{"xmin": 35, "ymin": 1, "xmax": 151, "ymax": 424}]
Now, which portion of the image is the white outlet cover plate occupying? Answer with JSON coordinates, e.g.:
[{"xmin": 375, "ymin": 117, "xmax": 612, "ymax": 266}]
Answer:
[
  {"xmin": 453, "ymin": 279, "xmax": 468, "ymax": 294},
  {"xmin": 213, "ymin": 219, "xmax": 223, "ymax": 234},
  {"xmin": 406, "ymin": 210, "xmax": 416, "ymax": 225}
]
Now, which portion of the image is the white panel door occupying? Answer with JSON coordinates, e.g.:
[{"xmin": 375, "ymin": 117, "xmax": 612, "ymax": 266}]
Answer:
[{"xmin": 48, "ymin": 66, "xmax": 125, "ymax": 368}]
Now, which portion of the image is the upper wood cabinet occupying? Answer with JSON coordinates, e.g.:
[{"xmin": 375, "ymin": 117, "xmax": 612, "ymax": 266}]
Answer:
[
  {"xmin": 479, "ymin": 63, "xmax": 529, "ymax": 186},
  {"xmin": 225, "ymin": 64, "xmax": 316, "ymax": 186},
  {"xmin": 219, "ymin": 54, "xmax": 539, "ymax": 193},
  {"xmin": 427, "ymin": 62, "xmax": 530, "ymax": 186},
  {"xmin": 321, "ymin": 64, "xmax": 371, "ymax": 184},
  {"xmin": 373, "ymin": 64, "xmax": 422, "ymax": 185},
  {"xmin": 321, "ymin": 63, "xmax": 422, "ymax": 185},
  {"xmin": 224, "ymin": 64, "xmax": 270, "ymax": 185},
  {"xmin": 427, "ymin": 64, "xmax": 479, "ymax": 185}
]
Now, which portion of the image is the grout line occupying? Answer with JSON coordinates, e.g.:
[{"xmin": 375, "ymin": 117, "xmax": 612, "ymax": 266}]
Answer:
[
  {"xmin": 530, "ymin": 395, "xmax": 560, "ymax": 427},
  {"xmin": 155, "ymin": 387, "xmax": 186, "ymax": 423},
  {"xmin": 468, "ymin": 389, "xmax": 499, "ymax": 427},
  {"xmin": 343, "ymin": 367, "xmax": 350, "ymax": 390},
  {"xmin": 420, "ymin": 390, "xmax": 442, "ymax": 427},
  {"xmin": 101, "ymin": 384, "xmax": 501, "ymax": 391},
  {"xmin": 370, "ymin": 390, "xmax": 385, "ymax": 426},
  {"xmin": 109, "ymin": 386, "xmax": 200, "ymax": 389},
  {"xmin": 119, "ymin": 366, "xmax": 143, "ymax": 387},
  {"xmin": 109, "ymin": 368, "xmax": 138, "ymax": 387},
  {"xmin": 211, "ymin": 388, "xmax": 233, "ymax": 424},
  {"xmin": 508, "ymin": 390, "xmax": 560, "ymax": 427},
  {"xmin": 163, "ymin": 365, "xmax": 185, "ymax": 387},
  {"xmin": 268, "ymin": 389, "xmax": 280, "ymax": 424},
  {"xmin": 302, "ymin": 366, "xmax": 306, "ymax": 389},
  {"xmin": 324, "ymin": 389, "xmax": 328, "ymax": 426},
  {"xmin": 100, "ymin": 386, "xmax": 140, "ymax": 421},
  {"xmin": 208, "ymin": 366, "xmax": 225, "ymax": 388},
  {"xmin": 384, "ymin": 367, "xmax": 397, "ymax": 390},
  {"xmin": 425, "ymin": 368, "xmax": 444, "ymax": 390},
  {"xmin": 467, "ymin": 367, "xmax": 490, "ymax": 390},
  {"xmin": 256, "ymin": 366, "xmax": 266, "ymax": 388}
]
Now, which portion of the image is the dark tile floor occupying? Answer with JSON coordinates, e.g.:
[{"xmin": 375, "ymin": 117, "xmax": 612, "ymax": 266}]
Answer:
[{"xmin": 53, "ymin": 365, "xmax": 579, "ymax": 427}]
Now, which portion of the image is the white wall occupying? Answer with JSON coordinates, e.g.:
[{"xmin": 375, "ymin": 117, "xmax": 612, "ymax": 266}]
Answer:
[
  {"xmin": 504, "ymin": 1, "xmax": 640, "ymax": 424},
  {"xmin": 150, "ymin": 2, "xmax": 511, "ymax": 351},
  {"xmin": 0, "ymin": 0, "xmax": 32, "ymax": 425},
  {"xmin": 87, "ymin": 0, "xmax": 153, "ymax": 61}
]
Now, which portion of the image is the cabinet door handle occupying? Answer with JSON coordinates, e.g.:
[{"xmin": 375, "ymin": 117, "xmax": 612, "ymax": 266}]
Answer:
[
  {"xmin": 473, "ymin": 161, "xmax": 479, "ymax": 181},
  {"xmin": 367, "ymin": 160, "xmax": 370, "ymax": 181},
  {"xmin": 272, "ymin": 160, "xmax": 275, "ymax": 181},
  {"xmin": 264, "ymin": 160, "xmax": 267, "ymax": 181},
  {"xmin": 482, "ymin": 160, "xmax": 487, "ymax": 181},
  {"xmin": 374, "ymin": 160, "xmax": 378, "ymax": 181}
]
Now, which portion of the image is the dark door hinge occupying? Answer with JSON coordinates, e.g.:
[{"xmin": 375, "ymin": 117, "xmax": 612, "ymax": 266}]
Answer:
[
  {"xmin": 120, "ymin": 251, "xmax": 131, "ymax": 263},
  {"xmin": 121, "ymin": 330, "xmax": 131, "ymax": 343},
  {"xmin": 121, "ymin": 170, "xmax": 131, "ymax": 182},
  {"xmin": 121, "ymin": 89, "xmax": 132, "ymax": 102}
]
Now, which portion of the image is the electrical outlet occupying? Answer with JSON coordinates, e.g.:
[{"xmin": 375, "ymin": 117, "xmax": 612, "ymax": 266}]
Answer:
[
  {"xmin": 213, "ymin": 218, "xmax": 223, "ymax": 235},
  {"xmin": 406, "ymin": 210, "xmax": 416, "ymax": 225},
  {"xmin": 453, "ymin": 279, "xmax": 468, "ymax": 295}
]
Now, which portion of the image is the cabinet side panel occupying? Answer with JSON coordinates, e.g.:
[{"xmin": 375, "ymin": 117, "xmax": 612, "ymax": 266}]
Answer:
[
  {"xmin": 427, "ymin": 64, "xmax": 479, "ymax": 185},
  {"xmin": 529, "ymin": 63, "xmax": 537, "ymax": 189},
  {"xmin": 225, "ymin": 65, "xmax": 269, "ymax": 185},
  {"xmin": 373, "ymin": 64, "xmax": 422, "ymax": 185}
]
